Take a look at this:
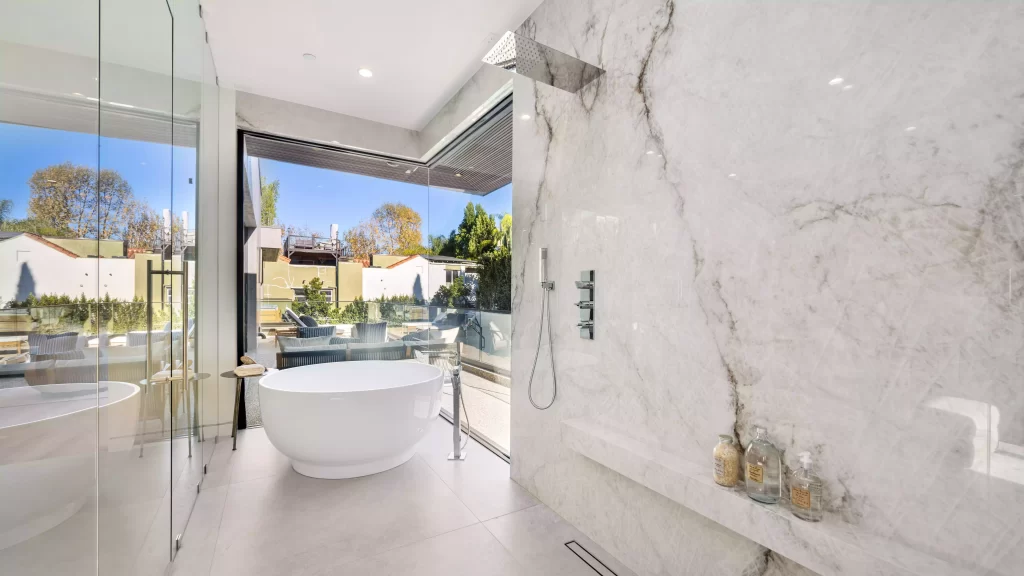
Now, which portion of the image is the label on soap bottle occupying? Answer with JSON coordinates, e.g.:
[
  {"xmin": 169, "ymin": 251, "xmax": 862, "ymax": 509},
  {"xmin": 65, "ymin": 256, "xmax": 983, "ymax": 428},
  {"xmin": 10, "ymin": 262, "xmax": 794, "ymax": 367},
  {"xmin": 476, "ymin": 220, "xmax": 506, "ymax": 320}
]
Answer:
[
  {"xmin": 714, "ymin": 458, "xmax": 725, "ymax": 478},
  {"xmin": 746, "ymin": 463, "xmax": 764, "ymax": 483},
  {"xmin": 791, "ymin": 486, "xmax": 812, "ymax": 509}
]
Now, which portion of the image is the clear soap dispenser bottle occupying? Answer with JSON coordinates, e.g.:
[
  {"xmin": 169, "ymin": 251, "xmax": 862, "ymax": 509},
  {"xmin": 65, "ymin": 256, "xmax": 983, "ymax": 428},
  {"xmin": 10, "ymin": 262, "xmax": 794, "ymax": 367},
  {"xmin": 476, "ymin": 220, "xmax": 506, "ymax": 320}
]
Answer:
[
  {"xmin": 744, "ymin": 426, "xmax": 782, "ymax": 504},
  {"xmin": 790, "ymin": 452, "xmax": 823, "ymax": 522}
]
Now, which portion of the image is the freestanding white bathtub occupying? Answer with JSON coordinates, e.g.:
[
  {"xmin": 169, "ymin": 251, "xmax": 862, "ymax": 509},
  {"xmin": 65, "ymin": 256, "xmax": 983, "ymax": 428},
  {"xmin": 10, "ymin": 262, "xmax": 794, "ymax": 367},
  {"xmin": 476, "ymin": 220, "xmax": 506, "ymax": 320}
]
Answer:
[
  {"xmin": 0, "ymin": 381, "xmax": 140, "ymax": 550},
  {"xmin": 259, "ymin": 360, "xmax": 443, "ymax": 479}
]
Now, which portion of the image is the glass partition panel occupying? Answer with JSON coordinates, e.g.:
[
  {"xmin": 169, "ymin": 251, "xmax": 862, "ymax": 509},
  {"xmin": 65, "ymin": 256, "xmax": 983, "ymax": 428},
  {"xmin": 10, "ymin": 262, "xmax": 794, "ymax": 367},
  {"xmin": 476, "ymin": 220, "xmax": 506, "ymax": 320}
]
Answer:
[
  {"xmin": 428, "ymin": 169, "xmax": 513, "ymax": 457},
  {"xmin": 198, "ymin": 21, "xmax": 220, "ymax": 493},
  {"xmin": 97, "ymin": 0, "xmax": 174, "ymax": 572},
  {"xmin": 0, "ymin": 0, "xmax": 101, "ymax": 573},
  {"xmin": 168, "ymin": 0, "xmax": 205, "ymax": 556}
]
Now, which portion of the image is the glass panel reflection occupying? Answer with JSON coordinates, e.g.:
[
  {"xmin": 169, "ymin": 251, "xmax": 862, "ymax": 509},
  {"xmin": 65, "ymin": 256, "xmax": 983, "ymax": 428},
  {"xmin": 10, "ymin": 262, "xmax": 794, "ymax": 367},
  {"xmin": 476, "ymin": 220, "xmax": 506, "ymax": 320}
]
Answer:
[{"xmin": 0, "ymin": 0, "xmax": 102, "ymax": 572}]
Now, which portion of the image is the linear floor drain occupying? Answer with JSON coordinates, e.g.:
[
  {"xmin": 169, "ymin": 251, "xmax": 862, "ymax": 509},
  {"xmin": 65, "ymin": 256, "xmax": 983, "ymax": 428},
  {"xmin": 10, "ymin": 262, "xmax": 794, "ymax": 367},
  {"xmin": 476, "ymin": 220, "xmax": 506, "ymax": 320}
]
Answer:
[{"xmin": 565, "ymin": 540, "xmax": 618, "ymax": 576}]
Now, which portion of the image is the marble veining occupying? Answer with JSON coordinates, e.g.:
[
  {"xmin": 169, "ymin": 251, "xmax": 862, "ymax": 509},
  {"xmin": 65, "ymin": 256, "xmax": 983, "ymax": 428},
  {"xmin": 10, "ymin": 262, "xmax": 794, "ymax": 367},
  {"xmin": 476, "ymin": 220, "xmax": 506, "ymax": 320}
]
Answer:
[{"xmin": 510, "ymin": 1, "xmax": 1024, "ymax": 575}]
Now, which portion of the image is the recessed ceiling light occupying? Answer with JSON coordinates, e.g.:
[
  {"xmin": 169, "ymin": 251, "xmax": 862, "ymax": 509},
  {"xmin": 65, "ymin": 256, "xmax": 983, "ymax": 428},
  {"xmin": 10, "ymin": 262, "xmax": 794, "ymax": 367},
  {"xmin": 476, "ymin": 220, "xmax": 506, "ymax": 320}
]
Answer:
[
  {"xmin": 520, "ymin": 114, "xmax": 531, "ymax": 120},
  {"xmin": 303, "ymin": 53, "xmax": 316, "ymax": 61},
  {"xmin": 645, "ymin": 150, "xmax": 654, "ymax": 155},
  {"xmin": 842, "ymin": 84, "xmax": 854, "ymax": 91},
  {"xmin": 455, "ymin": 173, "xmax": 462, "ymax": 177},
  {"xmin": 405, "ymin": 170, "xmax": 412, "ymax": 174},
  {"xmin": 358, "ymin": 68, "xmax": 373, "ymax": 78},
  {"xmin": 905, "ymin": 126, "xmax": 917, "ymax": 132},
  {"xmin": 829, "ymin": 77, "xmax": 844, "ymax": 86}
]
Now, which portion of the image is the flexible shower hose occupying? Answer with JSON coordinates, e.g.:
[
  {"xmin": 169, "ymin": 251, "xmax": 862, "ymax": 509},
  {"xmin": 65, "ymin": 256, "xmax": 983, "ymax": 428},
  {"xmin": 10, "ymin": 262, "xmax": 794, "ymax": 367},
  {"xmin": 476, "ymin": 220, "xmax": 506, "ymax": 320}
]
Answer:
[{"xmin": 528, "ymin": 289, "xmax": 557, "ymax": 410}]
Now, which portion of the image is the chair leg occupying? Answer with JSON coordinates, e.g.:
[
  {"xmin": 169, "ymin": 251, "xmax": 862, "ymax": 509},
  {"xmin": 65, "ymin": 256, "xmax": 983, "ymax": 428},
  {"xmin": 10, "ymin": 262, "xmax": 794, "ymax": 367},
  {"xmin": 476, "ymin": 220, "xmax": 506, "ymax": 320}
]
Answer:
[
  {"xmin": 138, "ymin": 382, "xmax": 148, "ymax": 458},
  {"xmin": 232, "ymin": 377, "xmax": 241, "ymax": 450}
]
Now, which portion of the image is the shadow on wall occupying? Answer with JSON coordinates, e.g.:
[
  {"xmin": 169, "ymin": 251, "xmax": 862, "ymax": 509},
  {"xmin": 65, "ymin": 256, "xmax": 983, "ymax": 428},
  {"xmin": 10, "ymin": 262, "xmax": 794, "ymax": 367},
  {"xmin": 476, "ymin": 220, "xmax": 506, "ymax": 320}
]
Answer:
[
  {"xmin": 16, "ymin": 262, "xmax": 35, "ymax": 302},
  {"xmin": 413, "ymin": 275, "xmax": 423, "ymax": 301}
]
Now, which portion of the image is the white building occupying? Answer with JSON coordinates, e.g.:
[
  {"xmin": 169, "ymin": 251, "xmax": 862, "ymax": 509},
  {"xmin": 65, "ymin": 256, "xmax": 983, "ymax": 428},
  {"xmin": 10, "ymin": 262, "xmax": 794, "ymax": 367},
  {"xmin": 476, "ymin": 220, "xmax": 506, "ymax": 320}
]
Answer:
[
  {"xmin": 361, "ymin": 254, "xmax": 477, "ymax": 302},
  {"xmin": 0, "ymin": 232, "xmax": 136, "ymax": 304}
]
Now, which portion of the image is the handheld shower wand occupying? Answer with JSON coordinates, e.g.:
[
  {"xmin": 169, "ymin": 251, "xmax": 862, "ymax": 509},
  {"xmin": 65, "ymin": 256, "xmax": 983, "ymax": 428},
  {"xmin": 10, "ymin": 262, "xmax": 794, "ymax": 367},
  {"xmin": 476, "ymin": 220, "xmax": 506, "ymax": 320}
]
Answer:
[{"xmin": 529, "ymin": 248, "xmax": 558, "ymax": 409}]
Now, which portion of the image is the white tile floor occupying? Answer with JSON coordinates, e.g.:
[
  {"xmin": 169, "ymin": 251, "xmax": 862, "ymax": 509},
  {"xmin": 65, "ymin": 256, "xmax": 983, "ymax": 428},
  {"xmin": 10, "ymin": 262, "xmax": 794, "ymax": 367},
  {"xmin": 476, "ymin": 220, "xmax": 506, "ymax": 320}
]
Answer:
[{"xmin": 172, "ymin": 419, "xmax": 635, "ymax": 576}]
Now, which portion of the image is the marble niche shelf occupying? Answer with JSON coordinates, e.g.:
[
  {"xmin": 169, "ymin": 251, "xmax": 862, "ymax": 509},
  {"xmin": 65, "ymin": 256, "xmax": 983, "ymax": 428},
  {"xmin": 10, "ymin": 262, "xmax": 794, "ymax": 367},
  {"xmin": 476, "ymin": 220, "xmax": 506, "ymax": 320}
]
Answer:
[{"xmin": 561, "ymin": 418, "xmax": 964, "ymax": 576}]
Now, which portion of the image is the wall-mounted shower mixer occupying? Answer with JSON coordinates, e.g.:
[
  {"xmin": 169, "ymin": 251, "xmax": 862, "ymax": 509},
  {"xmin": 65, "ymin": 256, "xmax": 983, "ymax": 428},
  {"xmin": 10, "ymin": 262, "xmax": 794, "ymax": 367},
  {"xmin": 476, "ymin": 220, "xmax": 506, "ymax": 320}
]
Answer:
[{"xmin": 575, "ymin": 271, "xmax": 595, "ymax": 339}]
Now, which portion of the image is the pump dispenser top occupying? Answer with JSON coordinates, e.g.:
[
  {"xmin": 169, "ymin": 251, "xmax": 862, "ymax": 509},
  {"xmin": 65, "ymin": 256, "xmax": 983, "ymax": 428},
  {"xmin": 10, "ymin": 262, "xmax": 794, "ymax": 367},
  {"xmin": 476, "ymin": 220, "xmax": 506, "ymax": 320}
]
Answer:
[{"xmin": 798, "ymin": 452, "xmax": 813, "ymax": 471}]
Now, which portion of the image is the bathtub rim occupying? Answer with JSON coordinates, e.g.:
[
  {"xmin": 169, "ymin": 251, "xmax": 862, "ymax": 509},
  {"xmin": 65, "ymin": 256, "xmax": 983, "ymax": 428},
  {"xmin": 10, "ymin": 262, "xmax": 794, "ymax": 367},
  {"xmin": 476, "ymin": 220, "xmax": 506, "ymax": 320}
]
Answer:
[
  {"xmin": 0, "ymin": 381, "xmax": 141, "ymax": 431},
  {"xmin": 258, "ymin": 360, "xmax": 444, "ymax": 394}
]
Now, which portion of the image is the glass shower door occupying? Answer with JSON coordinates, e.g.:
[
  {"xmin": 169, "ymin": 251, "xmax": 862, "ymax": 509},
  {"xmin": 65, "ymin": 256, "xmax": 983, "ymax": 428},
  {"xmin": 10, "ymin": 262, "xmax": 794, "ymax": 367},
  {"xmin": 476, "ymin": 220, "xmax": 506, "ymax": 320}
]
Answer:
[
  {"xmin": 96, "ymin": 0, "xmax": 175, "ymax": 573},
  {"xmin": 167, "ymin": 0, "xmax": 206, "ymax": 559}
]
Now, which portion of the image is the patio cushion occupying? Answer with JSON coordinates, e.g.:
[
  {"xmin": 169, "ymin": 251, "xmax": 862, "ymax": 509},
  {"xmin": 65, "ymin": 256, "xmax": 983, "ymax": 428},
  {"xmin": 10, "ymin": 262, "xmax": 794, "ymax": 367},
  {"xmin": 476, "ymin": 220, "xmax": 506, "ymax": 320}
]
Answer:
[
  {"xmin": 29, "ymin": 332, "xmax": 80, "ymax": 355},
  {"xmin": 278, "ymin": 335, "xmax": 336, "ymax": 352},
  {"xmin": 353, "ymin": 322, "xmax": 387, "ymax": 343},
  {"xmin": 297, "ymin": 325, "xmax": 336, "ymax": 339},
  {"xmin": 299, "ymin": 315, "xmax": 318, "ymax": 327},
  {"xmin": 347, "ymin": 340, "xmax": 408, "ymax": 361}
]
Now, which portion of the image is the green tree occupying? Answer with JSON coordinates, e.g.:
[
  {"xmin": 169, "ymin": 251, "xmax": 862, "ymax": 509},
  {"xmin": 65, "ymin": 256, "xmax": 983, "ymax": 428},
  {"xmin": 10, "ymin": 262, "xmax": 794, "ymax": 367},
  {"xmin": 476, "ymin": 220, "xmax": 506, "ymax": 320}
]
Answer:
[
  {"xmin": 292, "ymin": 276, "xmax": 332, "ymax": 321},
  {"xmin": 260, "ymin": 177, "xmax": 280, "ymax": 226},
  {"xmin": 376, "ymin": 294, "xmax": 422, "ymax": 326},
  {"xmin": 343, "ymin": 202, "xmax": 424, "ymax": 259},
  {"xmin": 430, "ymin": 276, "xmax": 472, "ymax": 308},
  {"xmin": 498, "ymin": 213, "xmax": 512, "ymax": 249},
  {"xmin": 449, "ymin": 203, "xmax": 501, "ymax": 260},
  {"xmin": 120, "ymin": 200, "xmax": 162, "ymax": 249},
  {"xmin": 333, "ymin": 297, "xmax": 369, "ymax": 323},
  {"xmin": 0, "ymin": 199, "xmax": 12, "ymax": 227},
  {"xmin": 28, "ymin": 162, "xmax": 134, "ymax": 239},
  {"xmin": 0, "ymin": 217, "xmax": 63, "ymax": 236},
  {"xmin": 426, "ymin": 234, "xmax": 449, "ymax": 256},
  {"xmin": 343, "ymin": 221, "xmax": 378, "ymax": 261},
  {"xmin": 477, "ymin": 248, "xmax": 511, "ymax": 311}
]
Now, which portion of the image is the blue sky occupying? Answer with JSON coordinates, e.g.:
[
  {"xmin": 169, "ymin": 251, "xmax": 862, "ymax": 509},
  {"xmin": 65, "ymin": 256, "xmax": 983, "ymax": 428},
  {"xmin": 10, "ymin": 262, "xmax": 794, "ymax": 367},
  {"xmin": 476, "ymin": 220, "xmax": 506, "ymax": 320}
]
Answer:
[
  {"xmin": 0, "ymin": 123, "xmax": 197, "ymax": 222},
  {"xmin": 0, "ymin": 123, "xmax": 510, "ymax": 239},
  {"xmin": 260, "ymin": 159, "xmax": 511, "ymax": 241}
]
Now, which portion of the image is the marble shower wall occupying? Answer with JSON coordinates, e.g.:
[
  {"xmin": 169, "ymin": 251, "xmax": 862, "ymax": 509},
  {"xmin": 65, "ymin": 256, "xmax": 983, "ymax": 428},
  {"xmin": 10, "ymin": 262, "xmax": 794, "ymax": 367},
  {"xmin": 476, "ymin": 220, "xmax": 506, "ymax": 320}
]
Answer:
[{"xmin": 510, "ymin": 1, "xmax": 1024, "ymax": 575}]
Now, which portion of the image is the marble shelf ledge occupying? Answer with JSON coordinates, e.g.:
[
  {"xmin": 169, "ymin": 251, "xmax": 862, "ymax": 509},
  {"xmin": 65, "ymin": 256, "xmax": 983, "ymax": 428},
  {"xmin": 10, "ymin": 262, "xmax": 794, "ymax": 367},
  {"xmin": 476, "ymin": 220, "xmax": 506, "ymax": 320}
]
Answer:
[{"xmin": 561, "ymin": 418, "xmax": 963, "ymax": 576}]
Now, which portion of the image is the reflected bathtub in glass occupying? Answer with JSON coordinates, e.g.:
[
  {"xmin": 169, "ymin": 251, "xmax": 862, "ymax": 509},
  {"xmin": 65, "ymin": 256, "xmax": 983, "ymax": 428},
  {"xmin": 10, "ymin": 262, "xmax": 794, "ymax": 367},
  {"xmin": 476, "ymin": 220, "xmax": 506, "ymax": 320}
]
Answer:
[{"xmin": 0, "ymin": 382, "xmax": 140, "ymax": 550}]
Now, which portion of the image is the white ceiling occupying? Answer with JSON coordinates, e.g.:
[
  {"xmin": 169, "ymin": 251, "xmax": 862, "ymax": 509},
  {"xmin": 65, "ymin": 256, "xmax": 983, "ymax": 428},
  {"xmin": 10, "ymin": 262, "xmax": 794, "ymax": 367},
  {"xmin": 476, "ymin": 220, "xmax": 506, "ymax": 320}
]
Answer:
[{"xmin": 202, "ymin": 0, "xmax": 542, "ymax": 131}]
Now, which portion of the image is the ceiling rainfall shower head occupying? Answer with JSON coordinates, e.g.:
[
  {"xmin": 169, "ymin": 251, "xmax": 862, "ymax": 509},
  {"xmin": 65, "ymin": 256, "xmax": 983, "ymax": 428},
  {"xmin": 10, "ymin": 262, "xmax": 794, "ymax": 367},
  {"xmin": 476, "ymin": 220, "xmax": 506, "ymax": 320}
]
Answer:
[{"xmin": 482, "ymin": 31, "xmax": 605, "ymax": 94}]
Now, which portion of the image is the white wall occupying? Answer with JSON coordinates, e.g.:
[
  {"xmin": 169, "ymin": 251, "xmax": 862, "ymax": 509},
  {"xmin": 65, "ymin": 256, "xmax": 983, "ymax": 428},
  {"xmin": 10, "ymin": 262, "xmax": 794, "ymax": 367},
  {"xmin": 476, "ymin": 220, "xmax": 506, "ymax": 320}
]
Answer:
[
  {"xmin": 511, "ymin": 2, "xmax": 1024, "ymax": 576},
  {"xmin": 362, "ymin": 258, "xmax": 428, "ymax": 302},
  {"xmin": 361, "ymin": 258, "xmax": 475, "ymax": 303},
  {"xmin": 0, "ymin": 236, "xmax": 135, "ymax": 303}
]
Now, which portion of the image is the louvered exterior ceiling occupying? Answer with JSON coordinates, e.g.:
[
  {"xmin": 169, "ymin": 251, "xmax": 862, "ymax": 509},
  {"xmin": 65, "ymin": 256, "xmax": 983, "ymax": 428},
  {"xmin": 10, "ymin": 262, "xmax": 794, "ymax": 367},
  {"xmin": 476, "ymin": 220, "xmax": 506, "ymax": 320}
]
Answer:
[{"xmin": 244, "ymin": 98, "xmax": 511, "ymax": 195}]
